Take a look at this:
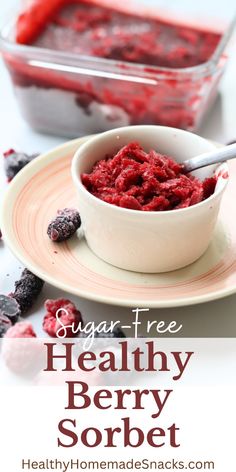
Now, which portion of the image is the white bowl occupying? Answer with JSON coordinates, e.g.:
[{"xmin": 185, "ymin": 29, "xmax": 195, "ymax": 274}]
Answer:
[{"xmin": 71, "ymin": 126, "xmax": 228, "ymax": 273}]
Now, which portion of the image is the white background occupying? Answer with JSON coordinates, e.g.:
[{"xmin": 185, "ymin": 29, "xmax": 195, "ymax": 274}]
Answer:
[{"xmin": 0, "ymin": 1, "xmax": 236, "ymax": 337}]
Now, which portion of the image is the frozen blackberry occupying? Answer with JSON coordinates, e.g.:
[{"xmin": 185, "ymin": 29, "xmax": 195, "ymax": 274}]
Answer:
[
  {"xmin": 0, "ymin": 314, "xmax": 12, "ymax": 338},
  {"xmin": 11, "ymin": 269, "xmax": 44, "ymax": 314},
  {"xmin": 80, "ymin": 324, "xmax": 126, "ymax": 339},
  {"xmin": 47, "ymin": 208, "xmax": 81, "ymax": 242},
  {"xmin": 0, "ymin": 294, "xmax": 21, "ymax": 324},
  {"xmin": 3, "ymin": 149, "xmax": 38, "ymax": 182}
]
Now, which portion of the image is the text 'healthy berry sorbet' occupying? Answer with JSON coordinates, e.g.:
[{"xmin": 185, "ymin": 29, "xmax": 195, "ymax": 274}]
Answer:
[{"xmin": 81, "ymin": 143, "xmax": 217, "ymax": 211}]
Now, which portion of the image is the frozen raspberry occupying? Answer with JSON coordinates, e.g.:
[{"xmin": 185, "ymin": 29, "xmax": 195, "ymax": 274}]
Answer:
[
  {"xmin": 0, "ymin": 294, "xmax": 21, "ymax": 324},
  {"xmin": 43, "ymin": 299, "xmax": 83, "ymax": 338},
  {"xmin": 80, "ymin": 324, "xmax": 126, "ymax": 339},
  {"xmin": 47, "ymin": 208, "xmax": 81, "ymax": 242},
  {"xmin": 4, "ymin": 321, "xmax": 36, "ymax": 338},
  {"xmin": 2, "ymin": 322, "xmax": 44, "ymax": 376},
  {"xmin": 11, "ymin": 268, "xmax": 44, "ymax": 314},
  {"xmin": 0, "ymin": 314, "xmax": 12, "ymax": 338},
  {"xmin": 3, "ymin": 149, "xmax": 38, "ymax": 182}
]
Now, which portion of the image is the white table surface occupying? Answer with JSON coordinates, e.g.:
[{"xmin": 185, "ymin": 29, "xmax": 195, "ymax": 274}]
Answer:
[{"xmin": 0, "ymin": 2, "xmax": 236, "ymax": 338}]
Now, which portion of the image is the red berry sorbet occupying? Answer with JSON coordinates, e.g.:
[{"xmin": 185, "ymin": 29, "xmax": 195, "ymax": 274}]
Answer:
[
  {"xmin": 81, "ymin": 143, "xmax": 217, "ymax": 211},
  {"xmin": 6, "ymin": 0, "xmax": 223, "ymax": 134},
  {"xmin": 16, "ymin": 1, "xmax": 220, "ymax": 70}
]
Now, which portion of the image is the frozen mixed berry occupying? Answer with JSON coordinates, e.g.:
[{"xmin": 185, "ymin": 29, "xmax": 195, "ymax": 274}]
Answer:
[
  {"xmin": 4, "ymin": 321, "xmax": 36, "ymax": 338},
  {"xmin": 3, "ymin": 149, "xmax": 38, "ymax": 182},
  {"xmin": 11, "ymin": 268, "xmax": 44, "ymax": 314},
  {"xmin": 0, "ymin": 314, "xmax": 12, "ymax": 338},
  {"xmin": 80, "ymin": 324, "xmax": 126, "ymax": 339},
  {"xmin": 43, "ymin": 298, "xmax": 83, "ymax": 338},
  {"xmin": 0, "ymin": 294, "xmax": 21, "ymax": 324},
  {"xmin": 47, "ymin": 208, "xmax": 81, "ymax": 242}
]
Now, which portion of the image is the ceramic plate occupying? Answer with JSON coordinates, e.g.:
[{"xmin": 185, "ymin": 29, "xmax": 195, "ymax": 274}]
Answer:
[{"xmin": 1, "ymin": 137, "xmax": 236, "ymax": 308}]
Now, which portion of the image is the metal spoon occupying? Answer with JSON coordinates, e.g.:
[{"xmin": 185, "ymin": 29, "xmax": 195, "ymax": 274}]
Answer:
[{"xmin": 183, "ymin": 142, "xmax": 236, "ymax": 173}]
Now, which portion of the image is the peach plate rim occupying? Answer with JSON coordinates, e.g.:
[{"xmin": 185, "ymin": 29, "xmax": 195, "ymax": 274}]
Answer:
[{"xmin": 1, "ymin": 136, "xmax": 236, "ymax": 308}]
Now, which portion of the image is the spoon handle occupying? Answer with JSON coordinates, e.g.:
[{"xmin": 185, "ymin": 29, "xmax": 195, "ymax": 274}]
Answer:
[{"xmin": 184, "ymin": 142, "xmax": 236, "ymax": 173}]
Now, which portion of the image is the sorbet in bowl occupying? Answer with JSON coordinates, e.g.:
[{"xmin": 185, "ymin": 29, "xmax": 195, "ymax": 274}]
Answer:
[
  {"xmin": 81, "ymin": 142, "xmax": 217, "ymax": 212},
  {"xmin": 72, "ymin": 126, "xmax": 228, "ymax": 273}
]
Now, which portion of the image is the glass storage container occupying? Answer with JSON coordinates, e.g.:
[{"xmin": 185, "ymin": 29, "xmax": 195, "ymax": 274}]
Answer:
[{"xmin": 1, "ymin": 0, "xmax": 235, "ymax": 137}]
